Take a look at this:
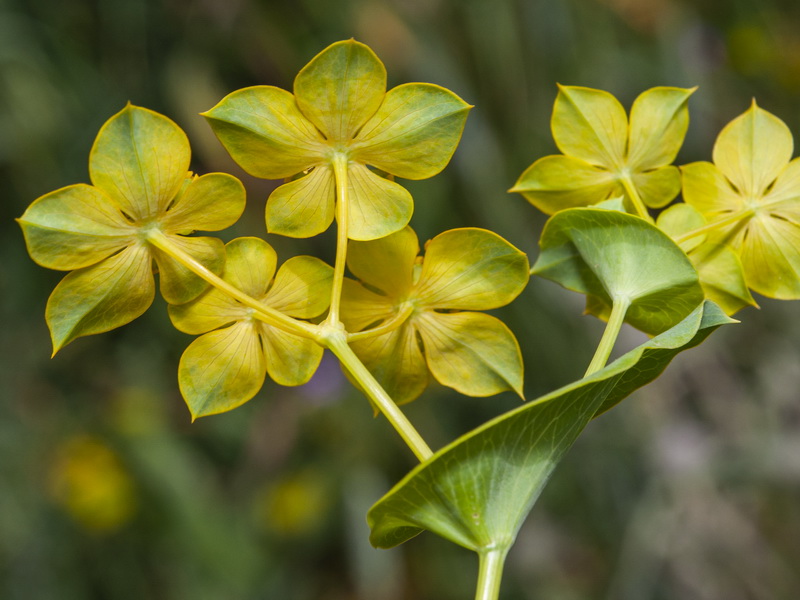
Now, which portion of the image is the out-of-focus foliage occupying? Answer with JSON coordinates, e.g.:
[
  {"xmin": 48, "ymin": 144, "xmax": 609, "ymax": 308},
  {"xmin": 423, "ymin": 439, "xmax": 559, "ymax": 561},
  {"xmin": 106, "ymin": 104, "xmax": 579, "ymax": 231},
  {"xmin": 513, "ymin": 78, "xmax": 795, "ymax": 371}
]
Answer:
[{"xmin": 4, "ymin": 0, "xmax": 800, "ymax": 599}]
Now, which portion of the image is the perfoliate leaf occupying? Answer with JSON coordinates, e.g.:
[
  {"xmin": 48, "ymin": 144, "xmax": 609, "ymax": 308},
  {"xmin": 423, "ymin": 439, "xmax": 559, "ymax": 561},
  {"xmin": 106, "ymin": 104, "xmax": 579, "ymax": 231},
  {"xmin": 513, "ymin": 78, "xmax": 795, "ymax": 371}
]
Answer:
[
  {"xmin": 418, "ymin": 312, "xmax": 523, "ymax": 398},
  {"xmin": 89, "ymin": 104, "xmax": 190, "ymax": 219},
  {"xmin": 262, "ymin": 327, "xmax": 324, "ymax": 387},
  {"xmin": 630, "ymin": 165, "xmax": 681, "ymax": 209},
  {"xmin": 353, "ymin": 83, "xmax": 472, "ymax": 180},
  {"xmin": 293, "ymin": 39, "xmax": 387, "ymax": 142},
  {"xmin": 18, "ymin": 184, "xmax": 134, "ymax": 270},
  {"xmin": 47, "ymin": 245, "xmax": 155, "ymax": 353},
  {"xmin": 347, "ymin": 226, "xmax": 419, "ymax": 298},
  {"xmin": 368, "ymin": 302, "xmax": 732, "ymax": 553},
  {"xmin": 160, "ymin": 173, "xmax": 246, "ymax": 232},
  {"xmin": 682, "ymin": 103, "xmax": 800, "ymax": 299},
  {"xmin": 532, "ymin": 208, "xmax": 703, "ymax": 335},
  {"xmin": 265, "ymin": 255, "xmax": 334, "ymax": 319}
]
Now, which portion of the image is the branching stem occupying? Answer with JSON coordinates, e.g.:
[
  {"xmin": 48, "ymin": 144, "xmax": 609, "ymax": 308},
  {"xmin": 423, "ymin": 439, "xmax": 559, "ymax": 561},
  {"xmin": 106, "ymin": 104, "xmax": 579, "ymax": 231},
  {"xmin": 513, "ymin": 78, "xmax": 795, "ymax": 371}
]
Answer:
[
  {"xmin": 347, "ymin": 303, "xmax": 415, "ymax": 342},
  {"xmin": 326, "ymin": 331, "xmax": 433, "ymax": 462},
  {"xmin": 146, "ymin": 231, "xmax": 318, "ymax": 340},
  {"xmin": 585, "ymin": 297, "xmax": 631, "ymax": 377}
]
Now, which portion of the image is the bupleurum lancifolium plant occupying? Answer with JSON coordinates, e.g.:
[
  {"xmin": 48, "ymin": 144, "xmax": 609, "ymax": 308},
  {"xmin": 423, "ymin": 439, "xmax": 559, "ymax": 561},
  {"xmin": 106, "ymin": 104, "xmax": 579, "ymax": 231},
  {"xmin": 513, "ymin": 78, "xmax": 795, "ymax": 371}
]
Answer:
[{"xmin": 18, "ymin": 39, "xmax": 800, "ymax": 599}]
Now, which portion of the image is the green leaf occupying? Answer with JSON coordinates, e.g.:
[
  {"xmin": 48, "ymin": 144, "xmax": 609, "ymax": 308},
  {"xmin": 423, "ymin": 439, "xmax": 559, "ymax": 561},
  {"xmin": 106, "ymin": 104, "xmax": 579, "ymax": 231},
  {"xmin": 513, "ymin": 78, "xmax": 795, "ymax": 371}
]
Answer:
[
  {"xmin": 266, "ymin": 166, "xmax": 335, "ymax": 238},
  {"xmin": 627, "ymin": 87, "xmax": 694, "ymax": 170},
  {"xmin": 18, "ymin": 184, "xmax": 134, "ymax": 270},
  {"xmin": 353, "ymin": 83, "xmax": 472, "ymax": 180},
  {"xmin": 532, "ymin": 208, "xmax": 703, "ymax": 335},
  {"xmin": 89, "ymin": 104, "xmax": 190, "ymax": 220},
  {"xmin": 552, "ymin": 85, "xmax": 628, "ymax": 167},
  {"xmin": 416, "ymin": 228, "xmax": 530, "ymax": 310},
  {"xmin": 202, "ymin": 86, "xmax": 327, "ymax": 179},
  {"xmin": 417, "ymin": 311, "xmax": 523, "ymax": 398},
  {"xmin": 346, "ymin": 162, "xmax": 413, "ymax": 241},
  {"xmin": 46, "ymin": 245, "xmax": 155, "ymax": 353},
  {"xmin": 293, "ymin": 39, "xmax": 386, "ymax": 142},
  {"xmin": 368, "ymin": 302, "xmax": 732, "ymax": 553},
  {"xmin": 509, "ymin": 155, "xmax": 617, "ymax": 214},
  {"xmin": 179, "ymin": 322, "xmax": 266, "ymax": 419}
]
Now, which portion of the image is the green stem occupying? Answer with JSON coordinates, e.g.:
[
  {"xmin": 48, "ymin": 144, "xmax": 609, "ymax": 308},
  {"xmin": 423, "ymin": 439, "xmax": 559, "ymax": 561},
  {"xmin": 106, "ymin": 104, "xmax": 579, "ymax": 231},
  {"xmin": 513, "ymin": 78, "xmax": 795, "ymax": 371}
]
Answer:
[
  {"xmin": 327, "ymin": 154, "xmax": 350, "ymax": 327},
  {"xmin": 585, "ymin": 297, "xmax": 631, "ymax": 377},
  {"xmin": 326, "ymin": 331, "xmax": 433, "ymax": 462},
  {"xmin": 475, "ymin": 548, "xmax": 509, "ymax": 600},
  {"xmin": 673, "ymin": 209, "xmax": 753, "ymax": 245},
  {"xmin": 347, "ymin": 303, "xmax": 415, "ymax": 342},
  {"xmin": 619, "ymin": 174, "xmax": 651, "ymax": 221},
  {"xmin": 146, "ymin": 231, "xmax": 318, "ymax": 341}
]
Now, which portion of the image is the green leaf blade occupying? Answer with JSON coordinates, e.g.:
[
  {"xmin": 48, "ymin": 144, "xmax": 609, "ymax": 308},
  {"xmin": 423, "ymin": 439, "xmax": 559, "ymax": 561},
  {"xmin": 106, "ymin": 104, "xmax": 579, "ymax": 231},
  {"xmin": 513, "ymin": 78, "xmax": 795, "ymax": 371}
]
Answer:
[
  {"xmin": 532, "ymin": 208, "xmax": 704, "ymax": 335},
  {"xmin": 368, "ymin": 302, "xmax": 732, "ymax": 552}
]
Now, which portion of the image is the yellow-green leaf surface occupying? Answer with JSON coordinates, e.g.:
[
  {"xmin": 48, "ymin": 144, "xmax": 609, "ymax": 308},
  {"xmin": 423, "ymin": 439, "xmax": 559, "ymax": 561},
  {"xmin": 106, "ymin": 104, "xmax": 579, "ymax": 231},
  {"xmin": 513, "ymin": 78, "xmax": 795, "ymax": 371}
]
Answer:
[
  {"xmin": 513, "ymin": 86, "xmax": 693, "ymax": 213},
  {"xmin": 369, "ymin": 302, "xmax": 732, "ymax": 555},
  {"xmin": 509, "ymin": 155, "xmax": 617, "ymax": 215},
  {"xmin": 46, "ymin": 245, "xmax": 155, "ymax": 353},
  {"xmin": 18, "ymin": 184, "xmax": 134, "ymax": 270},
  {"xmin": 682, "ymin": 102, "xmax": 800, "ymax": 299},
  {"xmin": 293, "ymin": 39, "xmax": 386, "ymax": 142},
  {"xmin": 170, "ymin": 237, "xmax": 331, "ymax": 418},
  {"xmin": 352, "ymin": 83, "xmax": 472, "ymax": 179},
  {"xmin": 417, "ymin": 312, "xmax": 523, "ymax": 398},
  {"xmin": 89, "ymin": 104, "xmax": 190, "ymax": 219},
  {"xmin": 657, "ymin": 203, "xmax": 756, "ymax": 314},
  {"xmin": 204, "ymin": 40, "xmax": 470, "ymax": 240},
  {"xmin": 341, "ymin": 227, "xmax": 529, "ymax": 404},
  {"xmin": 416, "ymin": 228, "xmax": 530, "ymax": 309},
  {"xmin": 532, "ymin": 208, "xmax": 703, "ymax": 335},
  {"xmin": 152, "ymin": 236, "xmax": 226, "ymax": 305}
]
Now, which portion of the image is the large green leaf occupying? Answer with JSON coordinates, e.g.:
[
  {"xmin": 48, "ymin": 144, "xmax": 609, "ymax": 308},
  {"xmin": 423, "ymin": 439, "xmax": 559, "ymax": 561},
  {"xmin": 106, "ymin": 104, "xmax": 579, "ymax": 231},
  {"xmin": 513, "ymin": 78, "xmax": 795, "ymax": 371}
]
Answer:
[
  {"xmin": 368, "ymin": 302, "xmax": 732, "ymax": 554},
  {"xmin": 532, "ymin": 208, "xmax": 703, "ymax": 335}
]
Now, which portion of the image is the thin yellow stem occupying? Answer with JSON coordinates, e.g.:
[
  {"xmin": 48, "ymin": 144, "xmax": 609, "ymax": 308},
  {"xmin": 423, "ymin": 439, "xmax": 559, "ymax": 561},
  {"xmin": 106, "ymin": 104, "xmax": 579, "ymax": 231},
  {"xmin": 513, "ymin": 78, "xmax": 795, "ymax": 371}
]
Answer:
[
  {"xmin": 673, "ymin": 209, "xmax": 753, "ymax": 245},
  {"xmin": 619, "ymin": 173, "xmax": 651, "ymax": 221},
  {"xmin": 326, "ymin": 330, "xmax": 433, "ymax": 462},
  {"xmin": 585, "ymin": 297, "xmax": 631, "ymax": 377},
  {"xmin": 326, "ymin": 154, "xmax": 350, "ymax": 326},
  {"xmin": 347, "ymin": 303, "xmax": 415, "ymax": 342},
  {"xmin": 146, "ymin": 231, "xmax": 319, "ymax": 341}
]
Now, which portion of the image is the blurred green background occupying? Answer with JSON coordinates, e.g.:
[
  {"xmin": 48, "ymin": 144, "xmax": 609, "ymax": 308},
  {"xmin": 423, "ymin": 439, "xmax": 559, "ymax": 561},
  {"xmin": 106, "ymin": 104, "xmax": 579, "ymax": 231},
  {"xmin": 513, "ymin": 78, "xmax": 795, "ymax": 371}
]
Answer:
[{"xmin": 3, "ymin": 0, "xmax": 800, "ymax": 598}]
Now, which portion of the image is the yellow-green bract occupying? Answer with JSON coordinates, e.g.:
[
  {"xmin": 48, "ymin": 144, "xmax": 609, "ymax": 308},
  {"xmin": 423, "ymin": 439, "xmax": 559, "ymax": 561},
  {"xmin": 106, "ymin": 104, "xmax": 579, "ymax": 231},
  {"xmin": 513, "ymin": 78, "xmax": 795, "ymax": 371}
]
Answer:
[
  {"xmin": 340, "ymin": 227, "xmax": 530, "ymax": 405},
  {"xmin": 202, "ymin": 39, "xmax": 472, "ymax": 241},
  {"xmin": 168, "ymin": 237, "xmax": 333, "ymax": 419},
  {"xmin": 511, "ymin": 86, "xmax": 694, "ymax": 218},
  {"xmin": 17, "ymin": 104, "xmax": 245, "ymax": 353}
]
